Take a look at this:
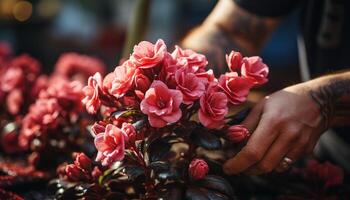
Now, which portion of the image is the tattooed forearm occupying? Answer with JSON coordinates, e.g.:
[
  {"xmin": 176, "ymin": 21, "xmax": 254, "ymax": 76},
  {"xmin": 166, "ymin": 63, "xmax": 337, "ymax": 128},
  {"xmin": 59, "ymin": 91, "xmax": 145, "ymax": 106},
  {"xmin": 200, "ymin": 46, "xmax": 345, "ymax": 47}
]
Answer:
[
  {"xmin": 309, "ymin": 75, "xmax": 350, "ymax": 128},
  {"xmin": 206, "ymin": 0, "xmax": 280, "ymax": 54}
]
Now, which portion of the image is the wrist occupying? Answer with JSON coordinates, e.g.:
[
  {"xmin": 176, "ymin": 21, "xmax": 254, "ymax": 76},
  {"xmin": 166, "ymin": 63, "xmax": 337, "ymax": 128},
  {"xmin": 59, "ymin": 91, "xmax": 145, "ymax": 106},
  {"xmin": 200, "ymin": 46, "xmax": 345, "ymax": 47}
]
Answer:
[{"xmin": 305, "ymin": 73, "xmax": 350, "ymax": 128}]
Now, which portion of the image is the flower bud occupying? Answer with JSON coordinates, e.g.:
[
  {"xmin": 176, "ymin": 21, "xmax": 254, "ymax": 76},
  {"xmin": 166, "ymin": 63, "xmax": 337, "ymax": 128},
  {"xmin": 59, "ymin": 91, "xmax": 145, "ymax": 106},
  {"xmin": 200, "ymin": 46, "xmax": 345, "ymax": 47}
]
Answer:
[
  {"xmin": 65, "ymin": 164, "xmax": 84, "ymax": 182},
  {"xmin": 189, "ymin": 158, "xmax": 209, "ymax": 180},
  {"xmin": 91, "ymin": 166, "xmax": 102, "ymax": 180},
  {"xmin": 74, "ymin": 153, "xmax": 92, "ymax": 171},
  {"xmin": 225, "ymin": 125, "xmax": 250, "ymax": 143},
  {"xmin": 226, "ymin": 51, "xmax": 242, "ymax": 72}
]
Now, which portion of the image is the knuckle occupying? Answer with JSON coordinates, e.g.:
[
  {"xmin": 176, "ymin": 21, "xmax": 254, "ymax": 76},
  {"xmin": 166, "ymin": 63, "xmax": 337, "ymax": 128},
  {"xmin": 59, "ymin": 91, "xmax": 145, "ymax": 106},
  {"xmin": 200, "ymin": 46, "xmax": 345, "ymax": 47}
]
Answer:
[{"xmin": 257, "ymin": 162, "xmax": 273, "ymax": 173}]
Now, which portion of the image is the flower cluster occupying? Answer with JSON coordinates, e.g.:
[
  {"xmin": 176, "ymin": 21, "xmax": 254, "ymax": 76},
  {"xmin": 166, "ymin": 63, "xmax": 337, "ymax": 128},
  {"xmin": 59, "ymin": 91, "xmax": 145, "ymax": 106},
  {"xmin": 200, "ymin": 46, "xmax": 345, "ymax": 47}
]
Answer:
[
  {"xmin": 82, "ymin": 39, "xmax": 268, "ymax": 167},
  {"xmin": 18, "ymin": 78, "xmax": 84, "ymax": 150},
  {"xmin": 0, "ymin": 54, "xmax": 43, "ymax": 116},
  {"xmin": 58, "ymin": 153, "xmax": 101, "ymax": 182}
]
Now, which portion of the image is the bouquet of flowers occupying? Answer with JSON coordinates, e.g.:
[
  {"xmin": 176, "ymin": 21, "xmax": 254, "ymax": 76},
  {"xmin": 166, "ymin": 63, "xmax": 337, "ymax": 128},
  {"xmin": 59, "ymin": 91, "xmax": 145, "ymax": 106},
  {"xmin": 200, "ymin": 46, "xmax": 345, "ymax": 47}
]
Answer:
[
  {"xmin": 1, "ymin": 40, "xmax": 347, "ymax": 200},
  {"xmin": 52, "ymin": 39, "xmax": 269, "ymax": 199}
]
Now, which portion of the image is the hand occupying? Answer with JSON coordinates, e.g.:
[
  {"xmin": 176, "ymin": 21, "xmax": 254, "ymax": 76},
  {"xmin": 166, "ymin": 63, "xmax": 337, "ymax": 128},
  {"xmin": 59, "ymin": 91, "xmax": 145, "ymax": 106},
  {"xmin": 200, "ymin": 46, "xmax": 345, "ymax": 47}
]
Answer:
[{"xmin": 223, "ymin": 82, "xmax": 325, "ymax": 175}]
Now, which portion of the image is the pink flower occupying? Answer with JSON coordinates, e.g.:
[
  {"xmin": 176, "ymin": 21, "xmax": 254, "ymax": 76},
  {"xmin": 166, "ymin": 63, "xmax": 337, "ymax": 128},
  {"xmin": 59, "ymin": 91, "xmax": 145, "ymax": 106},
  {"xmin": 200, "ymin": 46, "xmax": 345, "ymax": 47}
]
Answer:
[
  {"xmin": 6, "ymin": 89, "xmax": 23, "ymax": 115},
  {"xmin": 304, "ymin": 160, "xmax": 344, "ymax": 188},
  {"xmin": 218, "ymin": 72, "xmax": 254, "ymax": 105},
  {"xmin": 31, "ymin": 98, "xmax": 61, "ymax": 127},
  {"xmin": 241, "ymin": 56, "xmax": 269, "ymax": 85},
  {"xmin": 199, "ymin": 83, "xmax": 228, "ymax": 129},
  {"xmin": 172, "ymin": 45, "xmax": 208, "ymax": 70},
  {"xmin": 130, "ymin": 39, "xmax": 167, "ymax": 69},
  {"xmin": 189, "ymin": 158, "xmax": 209, "ymax": 180},
  {"xmin": 175, "ymin": 68, "xmax": 205, "ymax": 104},
  {"xmin": 82, "ymin": 73, "xmax": 103, "ymax": 114},
  {"xmin": 11, "ymin": 54, "xmax": 41, "ymax": 82},
  {"xmin": 159, "ymin": 53, "xmax": 186, "ymax": 89},
  {"xmin": 91, "ymin": 122, "xmax": 107, "ymax": 136},
  {"xmin": 40, "ymin": 79, "xmax": 84, "ymax": 112},
  {"xmin": 94, "ymin": 124, "xmax": 128, "ymax": 166},
  {"xmin": 54, "ymin": 52, "xmax": 105, "ymax": 80},
  {"xmin": 134, "ymin": 70, "xmax": 151, "ymax": 94},
  {"xmin": 1, "ymin": 67, "xmax": 23, "ymax": 91},
  {"xmin": 108, "ymin": 60, "xmax": 137, "ymax": 98},
  {"xmin": 225, "ymin": 125, "xmax": 250, "ymax": 143},
  {"xmin": 140, "ymin": 80, "xmax": 183, "ymax": 128},
  {"xmin": 19, "ymin": 98, "xmax": 61, "ymax": 149},
  {"xmin": 121, "ymin": 123, "xmax": 136, "ymax": 143},
  {"xmin": 30, "ymin": 75, "xmax": 48, "ymax": 99},
  {"xmin": 195, "ymin": 69, "xmax": 216, "ymax": 87},
  {"xmin": 226, "ymin": 51, "xmax": 242, "ymax": 72}
]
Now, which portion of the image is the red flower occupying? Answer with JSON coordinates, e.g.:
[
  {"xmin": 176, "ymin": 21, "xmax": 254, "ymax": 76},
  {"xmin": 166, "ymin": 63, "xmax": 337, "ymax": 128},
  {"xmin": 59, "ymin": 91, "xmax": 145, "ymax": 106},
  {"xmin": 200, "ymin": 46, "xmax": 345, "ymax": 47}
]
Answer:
[
  {"xmin": 199, "ymin": 83, "xmax": 228, "ymax": 129},
  {"xmin": 6, "ymin": 89, "xmax": 23, "ymax": 115},
  {"xmin": 130, "ymin": 39, "xmax": 167, "ymax": 69},
  {"xmin": 74, "ymin": 153, "xmax": 92, "ymax": 172},
  {"xmin": 82, "ymin": 72, "xmax": 103, "ymax": 114},
  {"xmin": 225, "ymin": 125, "xmax": 250, "ymax": 143},
  {"xmin": 304, "ymin": 160, "xmax": 344, "ymax": 188},
  {"xmin": 172, "ymin": 45, "xmax": 208, "ymax": 70},
  {"xmin": 108, "ymin": 60, "xmax": 137, "ymax": 98},
  {"xmin": 175, "ymin": 68, "xmax": 205, "ymax": 104},
  {"xmin": 94, "ymin": 124, "xmax": 128, "ymax": 166},
  {"xmin": 65, "ymin": 164, "xmax": 86, "ymax": 182},
  {"xmin": 226, "ymin": 51, "xmax": 242, "ymax": 72},
  {"xmin": 189, "ymin": 158, "xmax": 209, "ymax": 180},
  {"xmin": 218, "ymin": 72, "xmax": 254, "ymax": 105},
  {"xmin": 241, "ymin": 56, "xmax": 269, "ymax": 85},
  {"xmin": 140, "ymin": 80, "xmax": 183, "ymax": 128},
  {"xmin": 1, "ymin": 67, "xmax": 23, "ymax": 92},
  {"xmin": 54, "ymin": 52, "xmax": 105, "ymax": 80}
]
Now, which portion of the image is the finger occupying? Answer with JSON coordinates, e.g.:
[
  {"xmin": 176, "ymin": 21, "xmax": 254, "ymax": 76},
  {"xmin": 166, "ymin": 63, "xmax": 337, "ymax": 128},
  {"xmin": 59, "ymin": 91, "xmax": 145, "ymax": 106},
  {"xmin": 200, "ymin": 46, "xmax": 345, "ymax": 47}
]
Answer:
[
  {"xmin": 275, "ymin": 132, "xmax": 311, "ymax": 172},
  {"xmin": 241, "ymin": 99, "xmax": 265, "ymax": 132},
  {"xmin": 246, "ymin": 130, "xmax": 300, "ymax": 175},
  {"xmin": 223, "ymin": 114, "xmax": 279, "ymax": 175}
]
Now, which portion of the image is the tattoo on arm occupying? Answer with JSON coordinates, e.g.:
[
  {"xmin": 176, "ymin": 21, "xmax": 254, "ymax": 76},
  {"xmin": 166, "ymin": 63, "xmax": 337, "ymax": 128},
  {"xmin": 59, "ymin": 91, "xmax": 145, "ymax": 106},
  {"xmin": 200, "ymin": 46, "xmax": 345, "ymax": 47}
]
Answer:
[
  {"xmin": 216, "ymin": 8, "xmax": 277, "ymax": 51},
  {"xmin": 309, "ymin": 78, "xmax": 350, "ymax": 129}
]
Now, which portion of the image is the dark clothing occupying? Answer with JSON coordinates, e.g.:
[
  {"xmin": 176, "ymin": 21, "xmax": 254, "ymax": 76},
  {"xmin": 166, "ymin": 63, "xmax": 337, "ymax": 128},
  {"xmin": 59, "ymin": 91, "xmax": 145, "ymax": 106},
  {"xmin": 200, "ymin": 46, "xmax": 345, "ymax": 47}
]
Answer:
[{"xmin": 235, "ymin": 0, "xmax": 350, "ymax": 76}]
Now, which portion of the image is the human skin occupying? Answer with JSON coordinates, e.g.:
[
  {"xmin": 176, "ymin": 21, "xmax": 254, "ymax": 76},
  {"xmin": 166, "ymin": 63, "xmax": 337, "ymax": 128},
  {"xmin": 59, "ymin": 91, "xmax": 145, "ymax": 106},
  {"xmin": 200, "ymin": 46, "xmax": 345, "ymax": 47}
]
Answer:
[{"xmin": 182, "ymin": 0, "xmax": 350, "ymax": 175}]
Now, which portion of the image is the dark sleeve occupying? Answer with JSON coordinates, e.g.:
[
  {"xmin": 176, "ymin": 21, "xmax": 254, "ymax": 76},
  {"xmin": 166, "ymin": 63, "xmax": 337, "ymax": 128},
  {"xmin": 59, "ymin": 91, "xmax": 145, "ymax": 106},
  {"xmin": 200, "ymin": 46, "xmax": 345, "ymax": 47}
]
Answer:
[{"xmin": 234, "ymin": 0, "xmax": 300, "ymax": 17}]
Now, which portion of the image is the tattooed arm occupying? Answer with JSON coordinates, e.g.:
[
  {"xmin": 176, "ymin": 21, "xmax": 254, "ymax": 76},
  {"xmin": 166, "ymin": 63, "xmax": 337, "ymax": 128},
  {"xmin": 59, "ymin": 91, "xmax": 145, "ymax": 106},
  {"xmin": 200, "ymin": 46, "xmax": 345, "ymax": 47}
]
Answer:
[
  {"xmin": 223, "ymin": 71, "xmax": 350, "ymax": 175},
  {"xmin": 181, "ymin": 0, "xmax": 280, "ymax": 72},
  {"xmin": 309, "ymin": 71, "xmax": 350, "ymax": 128}
]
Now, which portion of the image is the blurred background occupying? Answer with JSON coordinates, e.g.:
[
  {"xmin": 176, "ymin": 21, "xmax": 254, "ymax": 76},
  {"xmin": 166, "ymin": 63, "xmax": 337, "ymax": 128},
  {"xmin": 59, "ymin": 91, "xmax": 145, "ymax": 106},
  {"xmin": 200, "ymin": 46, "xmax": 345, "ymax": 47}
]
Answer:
[{"xmin": 0, "ymin": 0, "xmax": 300, "ymax": 91}]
